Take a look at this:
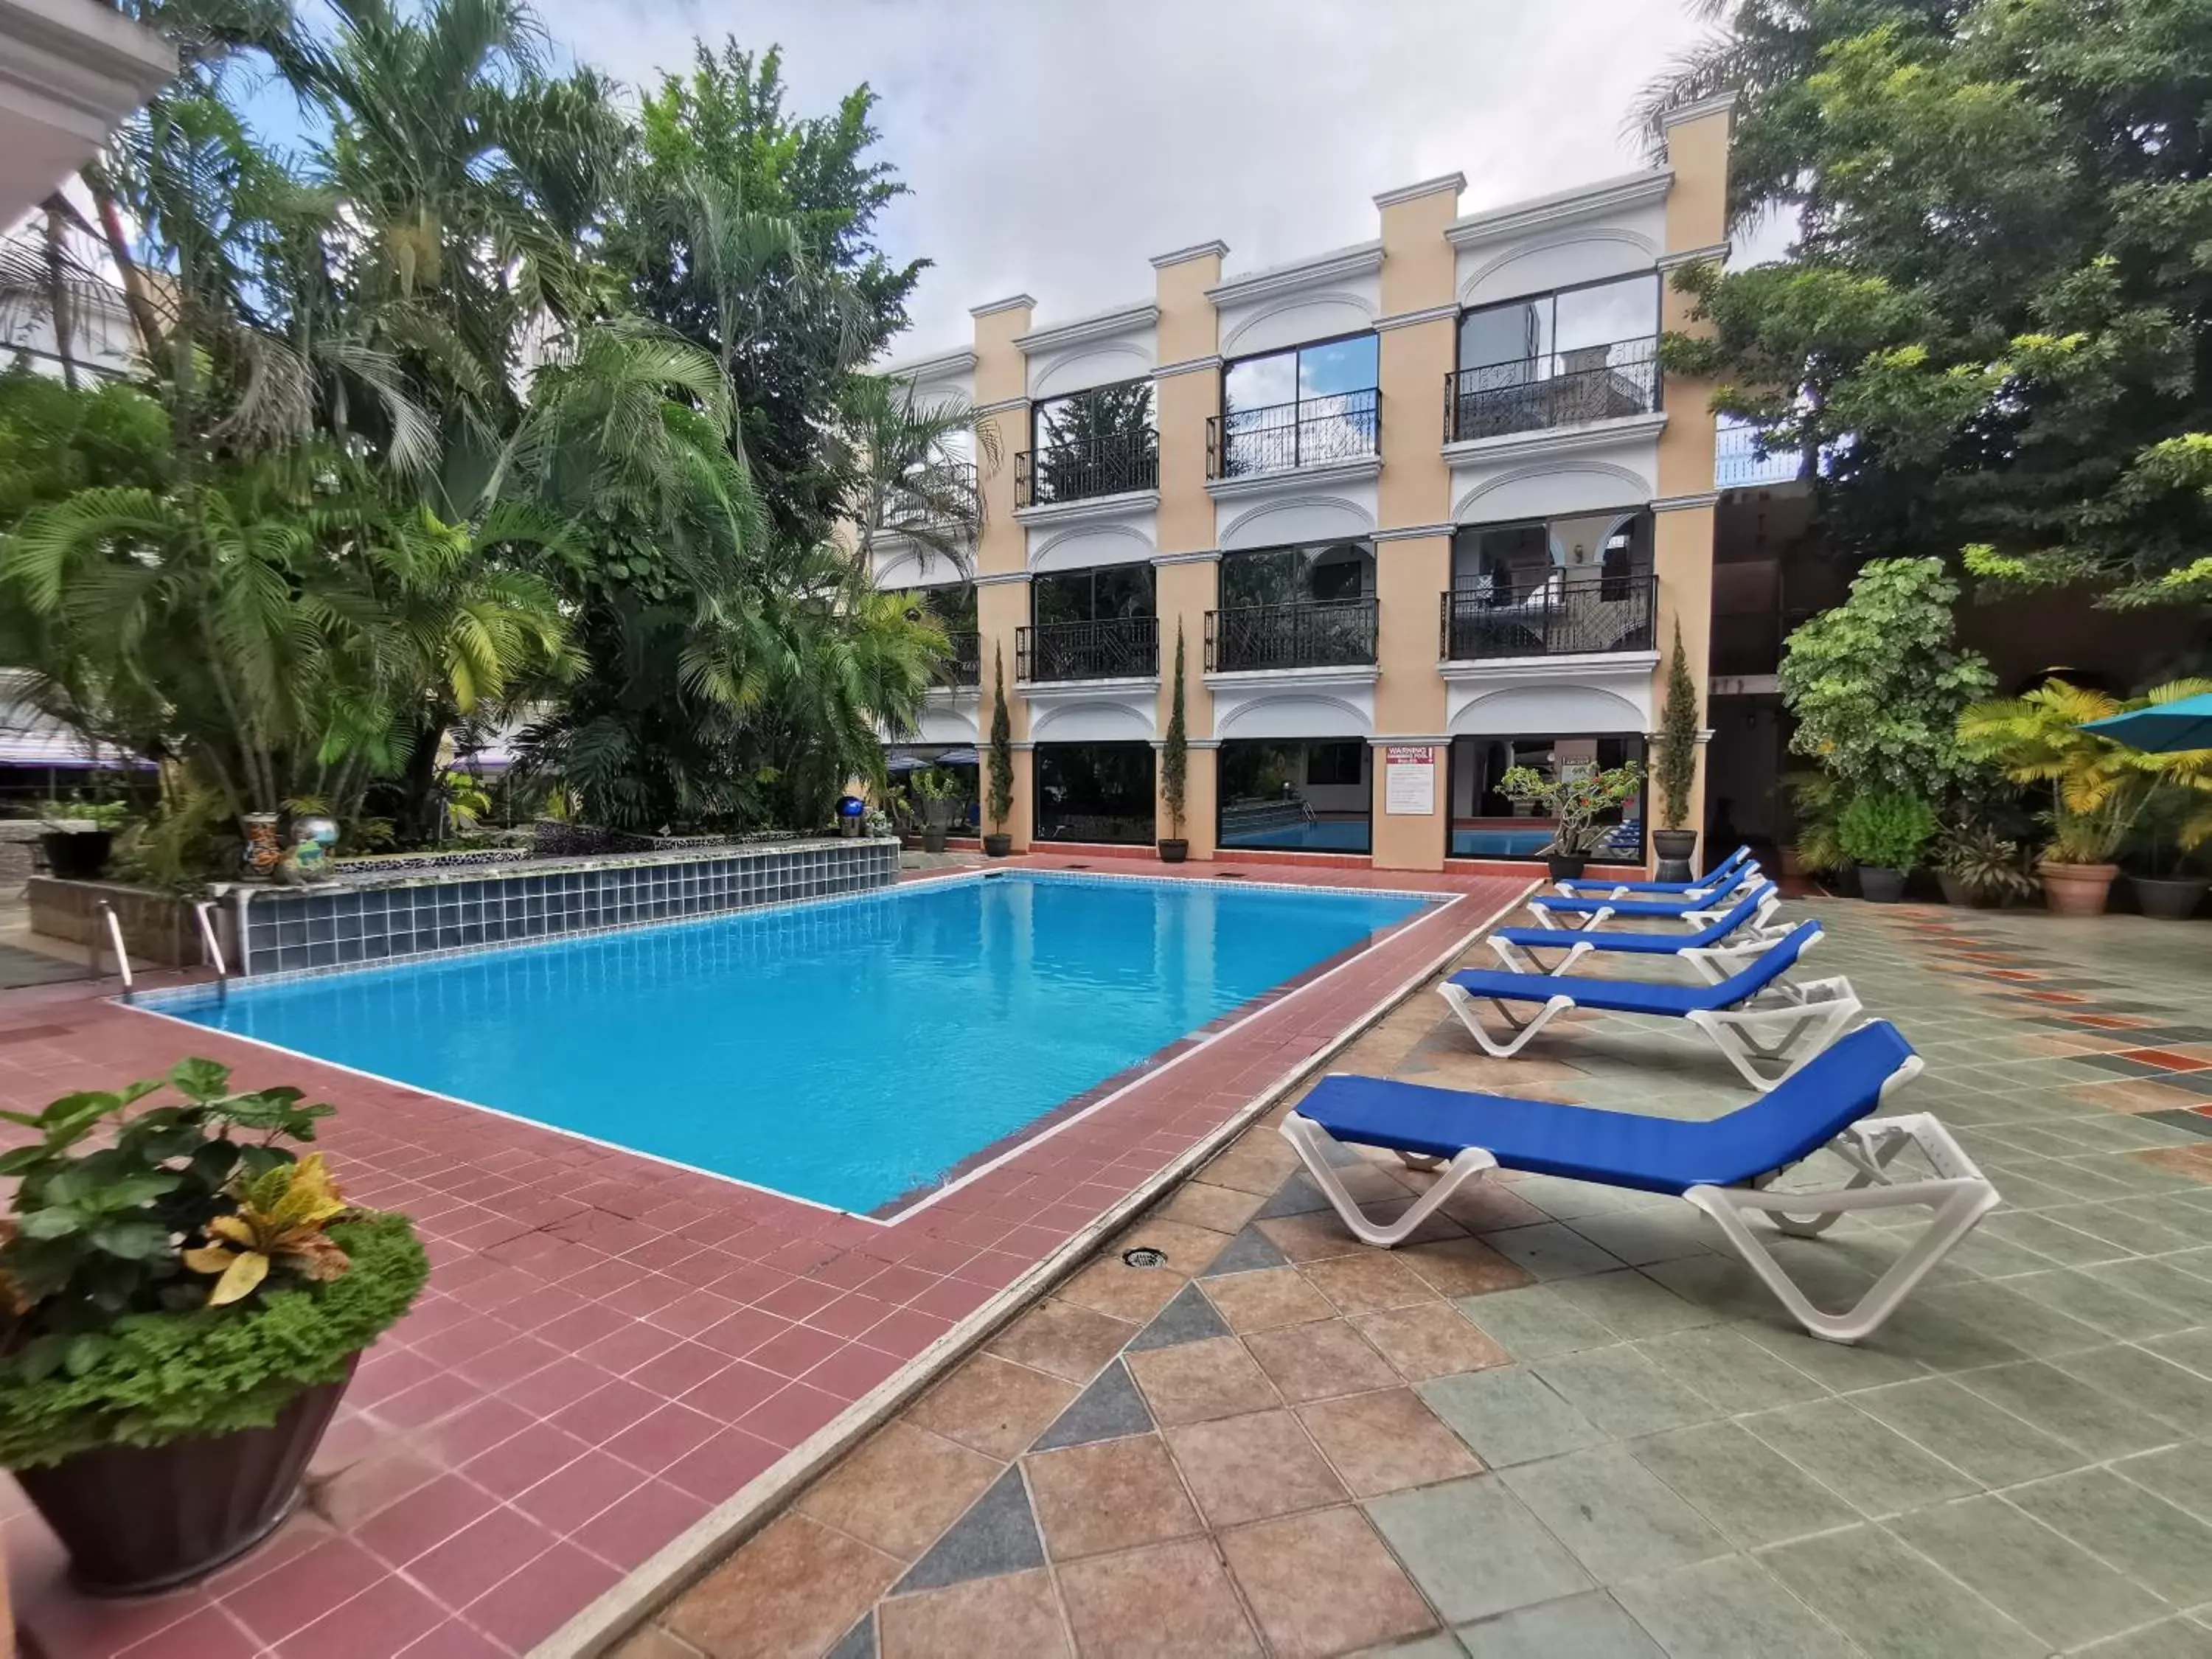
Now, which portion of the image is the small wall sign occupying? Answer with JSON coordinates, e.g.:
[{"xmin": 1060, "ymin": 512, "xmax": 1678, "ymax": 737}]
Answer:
[{"xmin": 1383, "ymin": 745, "xmax": 1437, "ymax": 815}]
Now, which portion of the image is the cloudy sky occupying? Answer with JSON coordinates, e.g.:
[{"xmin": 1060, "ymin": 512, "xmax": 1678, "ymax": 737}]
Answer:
[{"xmin": 531, "ymin": 0, "xmax": 1727, "ymax": 356}]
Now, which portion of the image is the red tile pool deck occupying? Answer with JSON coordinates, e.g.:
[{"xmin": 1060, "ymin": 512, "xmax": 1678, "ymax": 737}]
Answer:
[{"xmin": 0, "ymin": 858, "xmax": 1528, "ymax": 1658}]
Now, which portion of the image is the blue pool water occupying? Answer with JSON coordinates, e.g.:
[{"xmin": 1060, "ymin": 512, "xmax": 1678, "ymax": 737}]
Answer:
[
  {"xmin": 1221, "ymin": 820, "xmax": 1372, "ymax": 853},
  {"xmin": 159, "ymin": 873, "xmax": 1427, "ymax": 1213},
  {"xmin": 1450, "ymin": 828, "xmax": 1558, "ymax": 858}
]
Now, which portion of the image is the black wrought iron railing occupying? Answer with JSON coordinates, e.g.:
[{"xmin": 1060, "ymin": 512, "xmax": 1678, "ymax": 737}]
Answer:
[
  {"xmin": 1015, "ymin": 430, "xmax": 1159, "ymax": 507},
  {"xmin": 936, "ymin": 630, "xmax": 981, "ymax": 688},
  {"xmin": 1017, "ymin": 615, "xmax": 1161, "ymax": 682},
  {"xmin": 1206, "ymin": 599, "xmax": 1378, "ymax": 672},
  {"xmin": 1207, "ymin": 389, "xmax": 1380, "ymax": 479},
  {"xmin": 1439, "ymin": 573, "xmax": 1658, "ymax": 660},
  {"xmin": 1444, "ymin": 337, "xmax": 1660, "ymax": 442}
]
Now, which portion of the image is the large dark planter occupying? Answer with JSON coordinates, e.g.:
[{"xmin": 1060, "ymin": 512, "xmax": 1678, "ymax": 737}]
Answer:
[
  {"xmin": 1546, "ymin": 853, "xmax": 1588, "ymax": 881},
  {"xmin": 1857, "ymin": 865, "xmax": 1908, "ymax": 904},
  {"xmin": 39, "ymin": 830, "xmax": 112, "ymax": 881},
  {"xmin": 920, "ymin": 825, "xmax": 948, "ymax": 854},
  {"xmin": 983, "ymin": 833, "xmax": 1013, "ymax": 858},
  {"xmin": 2134, "ymin": 874, "xmax": 2210, "ymax": 921},
  {"xmin": 1651, "ymin": 829, "xmax": 1698, "ymax": 884},
  {"xmin": 18, "ymin": 1368, "xmax": 352, "ymax": 1595},
  {"xmin": 1158, "ymin": 838, "xmax": 1189, "ymax": 865},
  {"xmin": 1936, "ymin": 871, "xmax": 1999, "ymax": 909}
]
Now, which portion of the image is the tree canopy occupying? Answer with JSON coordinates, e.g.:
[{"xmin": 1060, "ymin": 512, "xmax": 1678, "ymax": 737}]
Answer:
[{"xmin": 1652, "ymin": 0, "xmax": 2212, "ymax": 609}]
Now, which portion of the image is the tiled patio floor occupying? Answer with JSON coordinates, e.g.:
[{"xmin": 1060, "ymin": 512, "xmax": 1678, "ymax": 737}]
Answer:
[
  {"xmin": 0, "ymin": 859, "xmax": 1523, "ymax": 1659},
  {"xmin": 618, "ymin": 900, "xmax": 2212, "ymax": 1658}
]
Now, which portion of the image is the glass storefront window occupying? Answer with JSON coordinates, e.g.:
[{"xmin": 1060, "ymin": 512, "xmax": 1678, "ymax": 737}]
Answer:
[
  {"xmin": 1219, "ymin": 740, "xmax": 1371, "ymax": 855},
  {"xmin": 1035, "ymin": 743, "xmax": 1156, "ymax": 845},
  {"xmin": 1446, "ymin": 734, "xmax": 1646, "ymax": 861}
]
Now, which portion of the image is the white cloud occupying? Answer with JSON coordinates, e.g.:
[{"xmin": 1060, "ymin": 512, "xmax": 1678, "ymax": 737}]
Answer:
[{"xmin": 535, "ymin": 0, "xmax": 1719, "ymax": 352}]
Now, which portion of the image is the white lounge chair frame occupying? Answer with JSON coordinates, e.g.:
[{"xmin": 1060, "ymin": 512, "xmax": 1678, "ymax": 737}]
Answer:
[
  {"xmin": 1520, "ymin": 888, "xmax": 1753, "ymax": 936},
  {"xmin": 1486, "ymin": 891, "xmax": 1788, "ymax": 975},
  {"xmin": 1280, "ymin": 1055, "xmax": 2001, "ymax": 1343},
  {"xmin": 1438, "ymin": 942, "xmax": 1864, "ymax": 1091},
  {"xmin": 1554, "ymin": 863, "xmax": 1761, "ymax": 902}
]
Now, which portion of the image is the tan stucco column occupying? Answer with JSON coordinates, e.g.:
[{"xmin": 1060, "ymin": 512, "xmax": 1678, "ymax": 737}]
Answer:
[
  {"xmin": 970, "ymin": 295, "xmax": 1034, "ymax": 847},
  {"xmin": 1649, "ymin": 94, "xmax": 1736, "ymax": 870},
  {"xmin": 1152, "ymin": 243, "xmax": 1225, "ymax": 856},
  {"xmin": 1367, "ymin": 174, "xmax": 1463, "ymax": 872}
]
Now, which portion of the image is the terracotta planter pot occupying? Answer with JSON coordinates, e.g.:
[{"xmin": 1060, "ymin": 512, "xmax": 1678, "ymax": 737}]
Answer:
[
  {"xmin": 17, "ymin": 1368, "xmax": 352, "ymax": 1595},
  {"xmin": 2037, "ymin": 861, "xmax": 2120, "ymax": 917},
  {"xmin": 983, "ymin": 834, "xmax": 1012, "ymax": 858},
  {"xmin": 2132, "ymin": 875, "xmax": 2209, "ymax": 921},
  {"xmin": 1157, "ymin": 839, "xmax": 1189, "ymax": 864}
]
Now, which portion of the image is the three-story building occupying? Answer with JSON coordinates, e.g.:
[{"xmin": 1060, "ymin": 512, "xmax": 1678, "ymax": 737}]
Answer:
[{"xmin": 873, "ymin": 94, "xmax": 1738, "ymax": 874}]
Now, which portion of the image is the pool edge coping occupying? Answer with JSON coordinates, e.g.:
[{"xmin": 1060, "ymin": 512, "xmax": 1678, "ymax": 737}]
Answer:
[{"xmin": 531, "ymin": 872, "xmax": 1538, "ymax": 1659}]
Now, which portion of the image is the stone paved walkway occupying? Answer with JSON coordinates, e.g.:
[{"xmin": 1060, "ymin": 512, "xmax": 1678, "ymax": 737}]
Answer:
[{"xmin": 616, "ymin": 900, "xmax": 2212, "ymax": 1658}]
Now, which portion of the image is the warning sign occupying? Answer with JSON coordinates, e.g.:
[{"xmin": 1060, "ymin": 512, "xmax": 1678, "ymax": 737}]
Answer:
[{"xmin": 1383, "ymin": 745, "xmax": 1437, "ymax": 815}]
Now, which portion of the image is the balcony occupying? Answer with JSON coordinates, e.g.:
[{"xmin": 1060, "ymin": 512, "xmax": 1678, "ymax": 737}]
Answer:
[
  {"xmin": 1444, "ymin": 338, "xmax": 1660, "ymax": 444},
  {"xmin": 935, "ymin": 631, "xmax": 981, "ymax": 689},
  {"xmin": 1207, "ymin": 389, "xmax": 1380, "ymax": 480},
  {"xmin": 1440, "ymin": 572, "xmax": 1657, "ymax": 661},
  {"xmin": 1018, "ymin": 616, "xmax": 1161, "ymax": 683},
  {"xmin": 1206, "ymin": 599, "xmax": 1378, "ymax": 673},
  {"xmin": 1716, "ymin": 420, "xmax": 1810, "ymax": 489},
  {"xmin": 1015, "ymin": 430, "xmax": 1159, "ymax": 509}
]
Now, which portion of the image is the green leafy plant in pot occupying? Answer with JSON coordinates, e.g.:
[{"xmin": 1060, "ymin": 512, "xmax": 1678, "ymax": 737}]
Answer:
[
  {"xmin": 1836, "ymin": 790, "xmax": 1937, "ymax": 902},
  {"xmin": 1159, "ymin": 622, "xmax": 1189, "ymax": 864},
  {"xmin": 0, "ymin": 1059, "xmax": 426, "ymax": 1593},
  {"xmin": 908, "ymin": 766, "xmax": 962, "ymax": 853},
  {"xmin": 1651, "ymin": 622, "xmax": 1702, "ymax": 881},
  {"xmin": 38, "ymin": 800, "xmax": 132, "ymax": 882},
  {"xmin": 984, "ymin": 646, "xmax": 1015, "ymax": 857},
  {"xmin": 1931, "ymin": 820, "xmax": 2037, "ymax": 908},
  {"xmin": 1496, "ymin": 762, "xmax": 1643, "ymax": 880}
]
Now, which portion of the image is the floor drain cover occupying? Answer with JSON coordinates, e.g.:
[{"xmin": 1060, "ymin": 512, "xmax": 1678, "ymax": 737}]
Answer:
[{"xmin": 1122, "ymin": 1247, "xmax": 1168, "ymax": 1269}]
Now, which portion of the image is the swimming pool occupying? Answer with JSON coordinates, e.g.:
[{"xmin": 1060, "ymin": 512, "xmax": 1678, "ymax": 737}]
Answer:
[
  {"xmin": 153, "ymin": 872, "xmax": 1430, "ymax": 1214},
  {"xmin": 1220, "ymin": 820, "xmax": 1372, "ymax": 853}
]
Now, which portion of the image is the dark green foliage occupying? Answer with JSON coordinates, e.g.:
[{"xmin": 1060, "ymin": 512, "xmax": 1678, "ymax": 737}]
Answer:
[
  {"xmin": 1658, "ymin": 0, "xmax": 2212, "ymax": 607},
  {"xmin": 1162, "ymin": 624, "xmax": 1188, "ymax": 838},
  {"xmin": 988, "ymin": 645, "xmax": 1015, "ymax": 832},
  {"xmin": 1837, "ymin": 788, "xmax": 1938, "ymax": 870},
  {"xmin": 0, "ymin": 1213, "xmax": 425, "ymax": 1467},
  {"xmin": 1655, "ymin": 622, "xmax": 1700, "ymax": 830}
]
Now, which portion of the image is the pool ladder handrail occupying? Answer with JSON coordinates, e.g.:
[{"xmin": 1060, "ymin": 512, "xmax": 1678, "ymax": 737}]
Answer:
[
  {"xmin": 91, "ymin": 899, "xmax": 134, "ymax": 1002},
  {"xmin": 192, "ymin": 898, "xmax": 230, "ymax": 1000}
]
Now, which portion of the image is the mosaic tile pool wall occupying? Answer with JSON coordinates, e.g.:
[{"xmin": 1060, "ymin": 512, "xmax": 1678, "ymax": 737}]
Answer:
[{"xmin": 231, "ymin": 837, "xmax": 900, "ymax": 975}]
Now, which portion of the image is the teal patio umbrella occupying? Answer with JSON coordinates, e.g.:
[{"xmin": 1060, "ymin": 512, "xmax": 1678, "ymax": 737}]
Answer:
[{"xmin": 2081, "ymin": 692, "xmax": 2212, "ymax": 753}]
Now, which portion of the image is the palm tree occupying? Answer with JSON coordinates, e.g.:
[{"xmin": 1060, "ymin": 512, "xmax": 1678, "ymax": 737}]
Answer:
[{"xmin": 837, "ymin": 375, "xmax": 995, "ymax": 580}]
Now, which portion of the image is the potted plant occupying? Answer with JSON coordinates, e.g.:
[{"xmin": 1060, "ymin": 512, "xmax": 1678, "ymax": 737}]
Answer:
[
  {"xmin": 1651, "ymin": 622, "xmax": 1702, "ymax": 881},
  {"xmin": 1159, "ymin": 622, "xmax": 1189, "ymax": 864},
  {"xmin": 2127, "ymin": 757, "xmax": 2212, "ymax": 920},
  {"xmin": 0, "ymin": 1058, "xmax": 426, "ymax": 1593},
  {"xmin": 1780, "ymin": 771, "xmax": 1846, "ymax": 882},
  {"xmin": 38, "ymin": 800, "xmax": 131, "ymax": 882},
  {"xmin": 1836, "ymin": 790, "xmax": 1937, "ymax": 902},
  {"xmin": 1495, "ymin": 761, "xmax": 1644, "ymax": 880},
  {"xmin": 1932, "ymin": 820, "xmax": 2037, "ymax": 908},
  {"xmin": 908, "ymin": 768, "xmax": 959, "ymax": 853},
  {"xmin": 1958, "ymin": 678, "xmax": 2188, "ymax": 917},
  {"xmin": 984, "ymin": 646, "xmax": 1015, "ymax": 858}
]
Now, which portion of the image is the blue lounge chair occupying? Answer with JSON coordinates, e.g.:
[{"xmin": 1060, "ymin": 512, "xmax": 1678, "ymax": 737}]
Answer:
[
  {"xmin": 1557, "ymin": 844, "xmax": 1757, "ymax": 900},
  {"xmin": 1439, "ymin": 922, "xmax": 1857, "ymax": 1090},
  {"xmin": 1521, "ymin": 880, "xmax": 1756, "ymax": 934},
  {"xmin": 1281, "ymin": 1021, "xmax": 1997, "ymax": 1343},
  {"xmin": 1489, "ymin": 881, "xmax": 1786, "ymax": 976}
]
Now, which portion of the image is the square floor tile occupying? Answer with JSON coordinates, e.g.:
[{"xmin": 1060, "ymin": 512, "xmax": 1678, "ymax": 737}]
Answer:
[
  {"xmin": 1759, "ymin": 1523, "xmax": 2045, "ymax": 1659},
  {"xmin": 1366, "ymin": 1473, "xmax": 1591, "ymax": 1624},
  {"xmin": 1351, "ymin": 1302, "xmax": 1509, "ymax": 1381},
  {"xmin": 1126, "ymin": 1337, "xmax": 1281, "ymax": 1426},
  {"xmin": 1201, "ymin": 1268, "xmax": 1335, "ymax": 1334},
  {"xmin": 1955, "ymin": 1360, "xmax": 2180, "ymax": 1460},
  {"xmin": 986, "ymin": 1299, "xmax": 1134, "ymax": 1385},
  {"xmin": 1296, "ymin": 1387, "xmax": 1482, "ymax": 1498},
  {"xmin": 1300, "ymin": 1251, "xmax": 1438, "ymax": 1316},
  {"xmin": 1498, "ymin": 1444, "xmax": 1729, "ymax": 1585},
  {"xmin": 906, "ymin": 1353, "xmax": 1081, "ymax": 1462},
  {"xmin": 876, "ymin": 1567, "xmax": 1070, "ymax": 1658},
  {"xmin": 1453, "ymin": 1590, "xmax": 1663, "ymax": 1658},
  {"xmin": 1739, "ymin": 1399, "xmax": 1976, "ymax": 1517},
  {"xmin": 1025, "ymin": 1434, "xmax": 1203, "ymax": 1559},
  {"xmin": 1219, "ymin": 1506, "xmax": 1436, "ymax": 1659},
  {"xmin": 1891, "ymin": 1494, "xmax": 2164, "ymax": 1649},
  {"xmin": 2058, "ymin": 1342, "xmax": 2212, "ymax": 1432},
  {"xmin": 1632, "ymin": 1324, "xmax": 1829, "ymax": 1414},
  {"xmin": 2113, "ymin": 1441, "xmax": 2212, "ymax": 1523},
  {"xmin": 796, "ymin": 1422, "xmax": 1000, "ymax": 1559},
  {"xmin": 1627, "ymin": 1421, "xmax": 1859, "ymax": 1548},
  {"xmin": 1241, "ymin": 1319, "xmax": 1399, "ymax": 1404},
  {"xmin": 1548, "ymin": 1270, "xmax": 1716, "ymax": 1338},
  {"xmin": 2006, "ymin": 1466, "xmax": 2212, "ymax": 1606},
  {"xmin": 1054, "ymin": 1537, "xmax": 1263, "ymax": 1659},
  {"xmin": 1612, "ymin": 1554, "xmax": 1857, "ymax": 1659},
  {"xmin": 1456, "ymin": 1284, "xmax": 1617, "ymax": 1359},
  {"xmin": 1418, "ymin": 1366, "xmax": 1607, "ymax": 1467},
  {"xmin": 1164, "ymin": 1409, "xmax": 1346, "ymax": 1528},
  {"xmin": 1533, "ymin": 1344, "xmax": 1717, "ymax": 1438},
  {"xmin": 1481, "ymin": 1222, "xmax": 1627, "ymax": 1280},
  {"xmin": 1848, "ymin": 1376, "xmax": 2082, "ymax": 1488}
]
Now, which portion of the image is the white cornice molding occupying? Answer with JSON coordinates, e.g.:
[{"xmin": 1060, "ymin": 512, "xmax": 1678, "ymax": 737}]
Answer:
[
  {"xmin": 1205, "ymin": 454, "xmax": 1382, "ymax": 503},
  {"xmin": 1154, "ymin": 355, "xmax": 1222, "ymax": 380},
  {"xmin": 1205, "ymin": 665, "xmax": 1380, "ymax": 692},
  {"xmin": 1149, "ymin": 737, "xmax": 1222, "ymax": 750},
  {"xmin": 969, "ymin": 294, "xmax": 1036, "ymax": 319},
  {"xmin": 1015, "ymin": 303, "xmax": 1159, "ymax": 355},
  {"xmin": 1442, "ymin": 410, "xmax": 1669, "ymax": 470},
  {"xmin": 1152, "ymin": 550, "xmax": 1221, "ymax": 566},
  {"xmin": 1374, "ymin": 304, "xmax": 1458, "ymax": 334},
  {"xmin": 1018, "ymin": 675, "xmax": 1161, "ymax": 698},
  {"xmin": 1439, "ymin": 650, "xmax": 1660, "ymax": 684},
  {"xmin": 1206, "ymin": 243, "xmax": 1383, "ymax": 310},
  {"xmin": 1447, "ymin": 171, "xmax": 1672, "ymax": 249},
  {"xmin": 973, "ymin": 396, "xmax": 1028, "ymax": 419},
  {"xmin": 1660, "ymin": 91, "xmax": 1740, "ymax": 131},
  {"xmin": 1653, "ymin": 490, "xmax": 1721, "ymax": 512},
  {"xmin": 0, "ymin": 0, "xmax": 175, "ymax": 136},
  {"xmin": 971, "ymin": 570, "xmax": 1032, "ymax": 586},
  {"xmin": 1374, "ymin": 173, "xmax": 1467, "ymax": 209},
  {"xmin": 1373, "ymin": 523, "xmax": 1457, "ymax": 543},
  {"xmin": 875, "ymin": 347, "xmax": 977, "ymax": 383},
  {"xmin": 1657, "ymin": 242, "xmax": 1730, "ymax": 271},
  {"xmin": 1367, "ymin": 734, "xmax": 1450, "ymax": 747},
  {"xmin": 1012, "ymin": 489, "xmax": 1160, "ymax": 530},
  {"xmin": 1150, "ymin": 240, "xmax": 1229, "ymax": 270}
]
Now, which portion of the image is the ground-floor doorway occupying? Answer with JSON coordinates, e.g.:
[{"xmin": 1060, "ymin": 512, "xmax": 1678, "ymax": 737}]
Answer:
[
  {"xmin": 1217, "ymin": 740, "xmax": 1372, "ymax": 854},
  {"xmin": 1034, "ymin": 743, "xmax": 1156, "ymax": 845}
]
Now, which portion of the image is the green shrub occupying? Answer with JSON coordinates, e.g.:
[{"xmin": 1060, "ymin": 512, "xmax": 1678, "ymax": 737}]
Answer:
[
  {"xmin": 0, "ymin": 1212, "xmax": 425, "ymax": 1467},
  {"xmin": 1837, "ymin": 790, "xmax": 1938, "ymax": 871}
]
